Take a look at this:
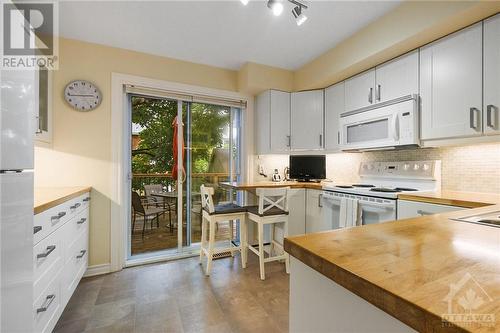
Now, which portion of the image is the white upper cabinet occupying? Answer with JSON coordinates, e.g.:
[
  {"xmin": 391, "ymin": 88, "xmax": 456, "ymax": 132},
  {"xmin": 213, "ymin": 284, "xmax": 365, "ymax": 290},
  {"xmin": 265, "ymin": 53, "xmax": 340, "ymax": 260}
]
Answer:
[
  {"xmin": 255, "ymin": 90, "xmax": 271, "ymax": 154},
  {"xmin": 375, "ymin": 50, "xmax": 419, "ymax": 103},
  {"xmin": 420, "ymin": 22, "xmax": 483, "ymax": 140},
  {"xmin": 344, "ymin": 69, "xmax": 375, "ymax": 112},
  {"xmin": 291, "ymin": 90, "xmax": 324, "ymax": 150},
  {"xmin": 324, "ymin": 82, "xmax": 344, "ymax": 151},
  {"xmin": 270, "ymin": 90, "xmax": 291, "ymax": 152},
  {"xmin": 484, "ymin": 14, "xmax": 500, "ymax": 135}
]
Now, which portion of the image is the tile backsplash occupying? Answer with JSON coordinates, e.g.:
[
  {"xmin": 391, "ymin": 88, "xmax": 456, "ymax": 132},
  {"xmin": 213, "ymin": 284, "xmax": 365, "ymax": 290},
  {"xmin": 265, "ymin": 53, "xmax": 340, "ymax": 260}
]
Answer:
[{"xmin": 253, "ymin": 142, "xmax": 500, "ymax": 194}]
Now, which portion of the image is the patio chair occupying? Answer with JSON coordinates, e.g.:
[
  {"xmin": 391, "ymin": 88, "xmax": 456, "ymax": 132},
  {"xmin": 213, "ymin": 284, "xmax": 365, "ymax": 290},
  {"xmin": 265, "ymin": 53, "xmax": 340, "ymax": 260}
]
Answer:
[
  {"xmin": 144, "ymin": 184, "xmax": 174, "ymax": 231},
  {"xmin": 131, "ymin": 191, "xmax": 168, "ymax": 239}
]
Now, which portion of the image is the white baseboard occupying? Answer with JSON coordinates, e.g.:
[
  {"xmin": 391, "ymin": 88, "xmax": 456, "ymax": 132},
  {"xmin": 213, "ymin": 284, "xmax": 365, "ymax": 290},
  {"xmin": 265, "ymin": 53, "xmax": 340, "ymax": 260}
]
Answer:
[{"xmin": 84, "ymin": 263, "xmax": 111, "ymax": 277}]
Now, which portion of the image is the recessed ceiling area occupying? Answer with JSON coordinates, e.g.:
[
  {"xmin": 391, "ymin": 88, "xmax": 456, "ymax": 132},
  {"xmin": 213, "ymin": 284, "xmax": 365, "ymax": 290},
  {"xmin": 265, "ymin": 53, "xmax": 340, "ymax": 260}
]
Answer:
[{"xmin": 59, "ymin": 1, "xmax": 401, "ymax": 71}]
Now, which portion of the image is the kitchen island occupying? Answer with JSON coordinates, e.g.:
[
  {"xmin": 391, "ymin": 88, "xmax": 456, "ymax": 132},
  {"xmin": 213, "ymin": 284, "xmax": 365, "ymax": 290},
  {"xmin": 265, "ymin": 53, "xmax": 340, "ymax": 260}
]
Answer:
[{"xmin": 284, "ymin": 204, "xmax": 500, "ymax": 333}]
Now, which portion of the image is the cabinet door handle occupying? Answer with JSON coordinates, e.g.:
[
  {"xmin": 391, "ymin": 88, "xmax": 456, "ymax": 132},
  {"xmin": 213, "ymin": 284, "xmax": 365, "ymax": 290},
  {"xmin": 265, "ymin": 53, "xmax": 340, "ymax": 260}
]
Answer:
[
  {"xmin": 286, "ymin": 135, "xmax": 291, "ymax": 147},
  {"xmin": 486, "ymin": 105, "xmax": 497, "ymax": 129},
  {"xmin": 318, "ymin": 194, "xmax": 323, "ymax": 208},
  {"xmin": 469, "ymin": 107, "xmax": 480, "ymax": 131},
  {"xmin": 50, "ymin": 212, "xmax": 66, "ymax": 222},
  {"xmin": 76, "ymin": 249, "xmax": 87, "ymax": 259},
  {"xmin": 319, "ymin": 134, "xmax": 323, "ymax": 147},
  {"xmin": 368, "ymin": 88, "xmax": 373, "ymax": 104},
  {"xmin": 36, "ymin": 294, "xmax": 55, "ymax": 314},
  {"xmin": 77, "ymin": 218, "xmax": 87, "ymax": 225},
  {"xmin": 35, "ymin": 115, "xmax": 43, "ymax": 134},
  {"xmin": 417, "ymin": 210, "xmax": 433, "ymax": 216},
  {"xmin": 376, "ymin": 84, "xmax": 381, "ymax": 101},
  {"xmin": 37, "ymin": 245, "xmax": 56, "ymax": 259},
  {"xmin": 337, "ymin": 131, "xmax": 340, "ymax": 144},
  {"xmin": 70, "ymin": 203, "xmax": 81, "ymax": 210},
  {"xmin": 34, "ymin": 226, "xmax": 42, "ymax": 234},
  {"xmin": 83, "ymin": 197, "xmax": 91, "ymax": 202}
]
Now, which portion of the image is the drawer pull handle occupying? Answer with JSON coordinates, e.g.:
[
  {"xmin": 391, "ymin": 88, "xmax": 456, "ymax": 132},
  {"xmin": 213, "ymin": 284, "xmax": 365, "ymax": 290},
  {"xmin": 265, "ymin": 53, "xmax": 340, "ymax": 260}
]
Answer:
[
  {"xmin": 36, "ymin": 294, "xmax": 55, "ymax": 314},
  {"xmin": 77, "ymin": 218, "xmax": 87, "ymax": 225},
  {"xmin": 37, "ymin": 245, "xmax": 56, "ymax": 259},
  {"xmin": 34, "ymin": 226, "xmax": 42, "ymax": 234},
  {"xmin": 76, "ymin": 250, "xmax": 87, "ymax": 259},
  {"xmin": 51, "ymin": 212, "xmax": 66, "ymax": 221},
  {"xmin": 417, "ymin": 210, "xmax": 433, "ymax": 216},
  {"xmin": 70, "ymin": 203, "xmax": 81, "ymax": 210},
  {"xmin": 83, "ymin": 197, "xmax": 91, "ymax": 202}
]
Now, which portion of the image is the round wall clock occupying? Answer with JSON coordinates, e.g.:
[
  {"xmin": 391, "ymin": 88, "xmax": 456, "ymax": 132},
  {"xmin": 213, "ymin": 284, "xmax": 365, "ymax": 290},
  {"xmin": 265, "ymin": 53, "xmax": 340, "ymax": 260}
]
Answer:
[{"xmin": 64, "ymin": 80, "xmax": 102, "ymax": 111}]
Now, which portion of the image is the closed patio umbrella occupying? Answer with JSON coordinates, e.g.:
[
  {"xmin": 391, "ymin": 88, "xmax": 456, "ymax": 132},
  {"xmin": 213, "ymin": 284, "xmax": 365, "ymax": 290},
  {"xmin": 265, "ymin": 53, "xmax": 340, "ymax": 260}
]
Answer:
[{"xmin": 171, "ymin": 116, "xmax": 186, "ymax": 182}]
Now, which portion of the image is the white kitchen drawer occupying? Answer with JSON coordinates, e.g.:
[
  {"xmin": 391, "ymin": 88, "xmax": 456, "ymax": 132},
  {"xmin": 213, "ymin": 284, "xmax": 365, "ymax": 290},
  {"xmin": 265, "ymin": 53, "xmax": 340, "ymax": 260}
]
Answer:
[
  {"xmin": 61, "ymin": 230, "xmax": 88, "ymax": 306},
  {"xmin": 33, "ymin": 270, "xmax": 62, "ymax": 333},
  {"xmin": 33, "ymin": 228, "xmax": 63, "ymax": 300},
  {"xmin": 63, "ymin": 208, "xmax": 89, "ymax": 250},
  {"xmin": 397, "ymin": 200, "xmax": 467, "ymax": 219},
  {"xmin": 34, "ymin": 193, "xmax": 90, "ymax": 245}
]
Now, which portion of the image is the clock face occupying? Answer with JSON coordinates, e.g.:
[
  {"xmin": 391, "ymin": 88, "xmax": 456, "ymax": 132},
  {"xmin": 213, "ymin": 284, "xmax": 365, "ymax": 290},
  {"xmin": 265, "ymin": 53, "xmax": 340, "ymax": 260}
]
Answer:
[{"xmin": 64, "ymin": 80, "xmax": 102, "ymax": 111}]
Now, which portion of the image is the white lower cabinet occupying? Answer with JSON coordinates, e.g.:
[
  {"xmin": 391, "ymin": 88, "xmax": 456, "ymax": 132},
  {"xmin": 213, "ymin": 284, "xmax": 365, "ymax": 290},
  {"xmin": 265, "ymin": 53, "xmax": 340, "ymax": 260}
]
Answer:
[
  {"xmin": 305, "ymin": 189, "xmax": 324, "ymax": 233},
  {"xmin": 33, "ymin": 192, "xmax": 90, "ymax": 333},
  {"xmin": 288, "ymin": 189, "xmax": 306, "ymax": 236},
  {"xmin": 397, "ymin": 200, "xmax": 466, "ymax": 219}
]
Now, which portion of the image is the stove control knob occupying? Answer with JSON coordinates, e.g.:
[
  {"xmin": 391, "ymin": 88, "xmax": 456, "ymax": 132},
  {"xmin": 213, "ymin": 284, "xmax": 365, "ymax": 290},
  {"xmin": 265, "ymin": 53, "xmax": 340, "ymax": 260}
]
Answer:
[
  {"xmin": 413, "ymin": 163, "xmax": 420, "ymax": 171},
  {"xmin": 423, "ymin": 163, "xmax": 430, "ymax": 171},
  {"xmin": 403, "ymin": 163, "xmax": 410, "ymax": 171}
]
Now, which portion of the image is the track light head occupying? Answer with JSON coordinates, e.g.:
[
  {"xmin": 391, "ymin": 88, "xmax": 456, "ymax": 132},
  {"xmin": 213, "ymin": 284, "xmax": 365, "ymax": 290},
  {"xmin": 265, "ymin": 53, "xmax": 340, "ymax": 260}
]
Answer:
[
  {"xmin": 267, "ymin": 0, "xmax": 284, "ymax": 16},
  {"xmin": 240, "ymin": 0, "xmax": 249, "ymax": 5},
  {"xmin": 292, "ymin": 5, "xmax": 307, "ymax": 26}
]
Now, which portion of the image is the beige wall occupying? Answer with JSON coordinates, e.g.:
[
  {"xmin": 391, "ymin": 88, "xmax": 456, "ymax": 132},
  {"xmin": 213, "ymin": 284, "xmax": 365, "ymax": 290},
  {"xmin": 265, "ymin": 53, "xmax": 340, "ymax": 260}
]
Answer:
[
  {"xmin": 238, "ymin": 62, "xmax": 294, "ymax": 95},
  {"xmin": 34, "ymin": 38, "xmax": 241, "ymax": 266},
  {"xmin": 294, "ymin": 1, "xmax": 500, "ymax": 90}
]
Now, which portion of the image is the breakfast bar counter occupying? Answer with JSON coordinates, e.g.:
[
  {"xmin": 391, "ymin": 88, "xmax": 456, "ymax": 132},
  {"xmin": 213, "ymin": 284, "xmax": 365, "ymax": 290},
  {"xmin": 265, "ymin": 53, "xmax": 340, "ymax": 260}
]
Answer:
[
  {"xmin": 398, "ymin": 190, "xmax": 500, "ymax": 209},
  {"xmin": 284, "ymin": 204, "xmax": 500, "ymax": 333}
]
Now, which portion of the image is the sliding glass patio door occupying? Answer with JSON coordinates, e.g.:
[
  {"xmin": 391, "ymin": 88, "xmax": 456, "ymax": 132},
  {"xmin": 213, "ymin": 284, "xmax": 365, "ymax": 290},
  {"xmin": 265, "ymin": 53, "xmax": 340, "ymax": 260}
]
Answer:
[{"xmin": 128, "ymin": 93, "xmax": 241, "ymax": 261}]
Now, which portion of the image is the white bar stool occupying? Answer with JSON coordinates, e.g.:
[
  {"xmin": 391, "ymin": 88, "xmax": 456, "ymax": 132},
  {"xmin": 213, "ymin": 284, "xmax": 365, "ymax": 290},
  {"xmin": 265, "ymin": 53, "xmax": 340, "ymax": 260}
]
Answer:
[
  {"xmin": 199, "ymin": 185, "xmax": 248, "ymax": 276},
  {"xmin": 245, "ymin": 187, "xmax": 290, "ymax": 280}
]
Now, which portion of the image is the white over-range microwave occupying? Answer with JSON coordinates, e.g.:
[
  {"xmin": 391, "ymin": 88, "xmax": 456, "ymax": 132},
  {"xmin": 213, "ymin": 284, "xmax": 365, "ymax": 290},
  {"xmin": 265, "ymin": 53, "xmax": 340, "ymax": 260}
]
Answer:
[{"xmin": 339, "ymin": 95, "xmax": 420, "ymax": 151}]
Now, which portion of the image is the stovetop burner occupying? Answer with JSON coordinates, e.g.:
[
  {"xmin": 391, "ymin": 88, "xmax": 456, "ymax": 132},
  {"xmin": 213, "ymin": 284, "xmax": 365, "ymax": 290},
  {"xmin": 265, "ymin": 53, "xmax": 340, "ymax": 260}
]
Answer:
[
  {"xmin": 352, "ymin": 184, "xmax": 375, "ymax": 188},
  {"xmin": 336, "ymin": 185, "xmax": 354, "ymax": 188}
]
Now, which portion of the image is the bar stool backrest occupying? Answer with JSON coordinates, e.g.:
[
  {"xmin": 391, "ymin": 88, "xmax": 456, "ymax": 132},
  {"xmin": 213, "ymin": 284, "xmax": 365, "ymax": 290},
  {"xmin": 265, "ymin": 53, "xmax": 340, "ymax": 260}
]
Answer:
[
  {"xmin": 200, "ymin": 185, "xmax": 215, "ymax": 214},
  {"xmin": 255, "ymin": 187, "xmax": 289, "ymax": 215}
]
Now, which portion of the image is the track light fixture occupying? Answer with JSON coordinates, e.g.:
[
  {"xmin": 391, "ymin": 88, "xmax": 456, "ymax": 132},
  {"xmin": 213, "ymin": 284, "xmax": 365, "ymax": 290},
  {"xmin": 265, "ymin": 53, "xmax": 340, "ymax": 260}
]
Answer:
[
  {"xmin": 241, "ymin": 0, "xmax": 309, "ymax": 25},
  {"xmin": 291, "ymin": 4, "xmax": 307, "ymax": 26},
  {"xmin": 267, "ymin": 0, "xmax": 284, "ymax": 17}
]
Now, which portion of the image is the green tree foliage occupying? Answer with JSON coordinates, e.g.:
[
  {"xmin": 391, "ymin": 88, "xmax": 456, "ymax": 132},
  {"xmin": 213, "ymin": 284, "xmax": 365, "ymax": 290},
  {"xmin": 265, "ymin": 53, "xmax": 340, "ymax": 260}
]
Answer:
[{"xmin": 131, "ymin": 97, "xmax": 230, "ymax": 186}]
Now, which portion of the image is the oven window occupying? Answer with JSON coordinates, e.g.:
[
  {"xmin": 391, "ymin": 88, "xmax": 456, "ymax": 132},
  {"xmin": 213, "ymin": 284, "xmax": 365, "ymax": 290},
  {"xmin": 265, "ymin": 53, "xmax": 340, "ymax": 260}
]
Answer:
[{"xmin": 347, "ymin": 118, "xmax": 388, "ymax": 143}]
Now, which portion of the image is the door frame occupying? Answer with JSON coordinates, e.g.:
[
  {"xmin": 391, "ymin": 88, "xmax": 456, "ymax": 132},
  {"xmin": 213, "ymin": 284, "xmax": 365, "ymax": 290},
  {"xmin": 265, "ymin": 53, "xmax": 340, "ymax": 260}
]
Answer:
[{"xmin": 110, "ymin": 73, "xmax": 252, "ymax": 272}]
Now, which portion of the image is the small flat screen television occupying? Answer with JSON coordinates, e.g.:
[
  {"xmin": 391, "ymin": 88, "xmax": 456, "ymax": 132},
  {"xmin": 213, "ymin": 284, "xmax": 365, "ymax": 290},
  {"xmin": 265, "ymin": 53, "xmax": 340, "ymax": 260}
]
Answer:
[{"xmin": 289, "ymin": 155, "xmax": 326, "ymax": 182}]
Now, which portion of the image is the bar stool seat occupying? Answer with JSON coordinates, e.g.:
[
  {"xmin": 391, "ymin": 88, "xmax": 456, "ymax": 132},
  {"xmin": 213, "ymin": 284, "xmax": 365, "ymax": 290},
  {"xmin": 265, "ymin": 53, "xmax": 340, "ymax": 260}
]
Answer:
[
  {"xmin": 204, "ymin": 202, "xmax": 247, "ymax": 215},
  {"xmin": 199, "ymin": 185, "xmax": 247, "ymax": 276},
  {"xmin": 246, "ymin": 205, "xmax": 289, "ymax": 217}
]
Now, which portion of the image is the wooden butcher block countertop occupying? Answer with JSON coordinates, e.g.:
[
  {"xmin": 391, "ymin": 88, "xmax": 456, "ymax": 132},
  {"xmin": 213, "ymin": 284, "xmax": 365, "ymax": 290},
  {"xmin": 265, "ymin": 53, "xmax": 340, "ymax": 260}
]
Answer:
[
  {"xmin": 34, "ymin": 186, "xmax": 92, "ymax": 214},
  {"xmin": 284, "ymin": 205, "xmax": 500, "ymax": 333},
  {"xmin": 220, "ymin": 180, "xmax": 335, "ymax": 191},
  {"xmin": 398, "ymin": 190, "xmax": 500, "ymax": 208}
]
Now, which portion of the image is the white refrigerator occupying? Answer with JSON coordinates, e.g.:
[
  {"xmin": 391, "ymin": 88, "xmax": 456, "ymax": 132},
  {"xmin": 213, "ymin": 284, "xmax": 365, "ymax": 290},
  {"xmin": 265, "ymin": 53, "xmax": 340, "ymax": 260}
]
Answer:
[{"xmin": 0, "ymin": 68, "xmax": 36, "ymax": 332}]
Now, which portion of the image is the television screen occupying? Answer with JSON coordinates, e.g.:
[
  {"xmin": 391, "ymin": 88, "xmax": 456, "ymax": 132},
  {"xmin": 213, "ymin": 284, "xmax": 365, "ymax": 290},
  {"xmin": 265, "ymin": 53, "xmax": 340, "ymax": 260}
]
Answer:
[{"xmin": 289, "ymin": 155, "xmax": 326, "ymax": 181}]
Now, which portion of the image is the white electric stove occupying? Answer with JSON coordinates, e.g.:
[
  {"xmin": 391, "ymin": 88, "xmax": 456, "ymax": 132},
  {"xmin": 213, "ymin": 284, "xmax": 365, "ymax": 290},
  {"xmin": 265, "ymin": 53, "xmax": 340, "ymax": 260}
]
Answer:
[
  {"xmin": 324, "ymin": 160, "xmax": 442, "ymax": 199},
  {"xmin": 309, "ymin": 161, "xmax": 441, "ymax": 233}
]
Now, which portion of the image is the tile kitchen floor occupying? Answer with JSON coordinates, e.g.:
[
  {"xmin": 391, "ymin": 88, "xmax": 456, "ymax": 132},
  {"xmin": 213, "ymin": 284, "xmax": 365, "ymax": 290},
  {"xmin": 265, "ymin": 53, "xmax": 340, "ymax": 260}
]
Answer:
[{"xmin": 54, "ymin": 254, "xmax": 289, "ymax": 333}]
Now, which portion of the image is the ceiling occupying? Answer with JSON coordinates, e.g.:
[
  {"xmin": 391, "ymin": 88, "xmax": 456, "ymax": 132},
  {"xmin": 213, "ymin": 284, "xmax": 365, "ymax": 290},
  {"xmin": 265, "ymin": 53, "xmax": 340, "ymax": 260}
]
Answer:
[{"xmin": 59, "ymin": 1, "xmax": 401, "ymax": 71}]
